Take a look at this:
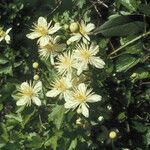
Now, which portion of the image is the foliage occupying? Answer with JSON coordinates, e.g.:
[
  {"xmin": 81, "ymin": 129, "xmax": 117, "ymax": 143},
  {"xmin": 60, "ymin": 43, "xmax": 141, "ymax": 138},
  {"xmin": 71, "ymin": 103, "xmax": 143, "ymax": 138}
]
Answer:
[{"xmin": 0, "ymin": 0, "xmax": 150, "ymax": 149}]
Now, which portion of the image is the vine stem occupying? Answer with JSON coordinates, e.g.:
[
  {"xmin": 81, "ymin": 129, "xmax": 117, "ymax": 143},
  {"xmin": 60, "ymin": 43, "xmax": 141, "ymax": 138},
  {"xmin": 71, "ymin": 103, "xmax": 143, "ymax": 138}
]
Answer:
[{"xmin": 108, "ymin": 31, "xmax": 150, "ymax": 58}]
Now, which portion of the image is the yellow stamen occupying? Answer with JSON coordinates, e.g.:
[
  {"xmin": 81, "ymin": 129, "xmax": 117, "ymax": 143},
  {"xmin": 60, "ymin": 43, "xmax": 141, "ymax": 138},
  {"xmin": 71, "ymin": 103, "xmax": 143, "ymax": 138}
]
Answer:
[
  {"xmin": 54, "ymin": 80, "xmax": 66, "ymax": 91},
  {"xmin": 21, "ymin": 87, "xmax": 34, "ymax": 97},
  {"xmin": 74, "ymin": 92, "xmax": 86, "ymax": 103},
  {"xmin": 79, "ymin": 25, "xmax": 86, "ymax": 35},
  {"xmin": 80, "ymin": 50, "xmax": 91, "ymax": 60},
  {"xmin": 34, "ymin": 24, "xmax": 48, "ymax": 36},
  {"xmin": 0, "ymin": 28, "xmax": 5, "ymax": 37}
]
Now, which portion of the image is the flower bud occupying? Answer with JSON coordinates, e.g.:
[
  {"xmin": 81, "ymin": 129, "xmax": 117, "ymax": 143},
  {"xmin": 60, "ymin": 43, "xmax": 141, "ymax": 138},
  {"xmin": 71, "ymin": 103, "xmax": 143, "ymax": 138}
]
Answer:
[
  {"xmin": 76, "ymin": 117, "xmax": 82, "ymax": 125},
  {"xmin": 66, "ymin": 40, "xmax": 71, "ymax": 45},
  {"xmin": 33, "ymin": 74, "xmax": 39, "ymax": 81},
  {"xmin": 109, "ymin": 131, "xmax": 117, "ymax": 139},
  {"xmin": 69, "ymin": 22, "xmax": 79, "ymax": 33},
  {"xmin": 64, "ymin": 24, "xmax": 69, "ymax": 30},
  {"xmin": 32, "ymin": 62, "xmax": 39, "ymax": 69},
  {"xmin": 77, "ymin": 107, "xmax": 82, "ymax": 114}
]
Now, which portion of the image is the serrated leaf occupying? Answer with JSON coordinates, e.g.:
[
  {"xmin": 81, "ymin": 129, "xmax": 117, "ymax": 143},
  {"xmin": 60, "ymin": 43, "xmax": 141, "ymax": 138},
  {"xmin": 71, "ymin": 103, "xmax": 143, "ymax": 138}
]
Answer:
[
  {"xmin": 94, "ymin": 16, "xmax": 144, "ymax": 37},
  {"xmin": 48, "ymin": 105, "xmax": 65, "ymax": 129}
]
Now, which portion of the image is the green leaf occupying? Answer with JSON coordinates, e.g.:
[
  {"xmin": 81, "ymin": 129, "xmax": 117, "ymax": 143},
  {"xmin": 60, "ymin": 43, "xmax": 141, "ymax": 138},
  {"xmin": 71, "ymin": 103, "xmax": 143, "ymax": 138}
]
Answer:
[
  {"xmin": 119, "ymin": 0, "xmax": 139, "ymax": 12},
  {"xmin": 0, "ymin": 64, "xmax": 12, "ymax": 75},
  {"xmin": 44, "ymin": 131, "xmax": 63, "ymax": 150},
  {"xmin": 116, "ymin": 54, "xmax": 140, "ymax": 72},
  {"xmin": 68, "ymin": 138, "xmax": 77, "ymax": 150},
  {"xmin": 138, "ymin": 4, "xmax": 150, "ymax": 17},
  {"xmin": 0, "ymin": 56, "xmax": 9, "ymax": 65},
  {"xmin": 94, "ymin": 16, "xmax": 144, "ymax": 37},
  {"xmin": 26, "ymin": 134, "xmax": 43, "ymax": 149},
  {"xmin": 132, "ymin": 121, "xmax": 147, "ymax": 133},
  {"xmin": 0, "ymin": 104, "xmax": 3, "ymax": 111},
  {"xmin": 118, "ymin": 112, "xmax": 127, "ymax": 122},
  {"xmin": 48, "ymin": 105, "xmax": 65, "ymax": 129},
  {"xmin": 146, "ymin": 128, "xmax": 150, "ymax": 145}
]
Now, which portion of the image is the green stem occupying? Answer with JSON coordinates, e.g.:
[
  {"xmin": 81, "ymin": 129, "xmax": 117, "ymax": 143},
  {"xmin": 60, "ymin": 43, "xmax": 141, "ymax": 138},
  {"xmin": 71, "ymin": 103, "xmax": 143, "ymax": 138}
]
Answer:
[
  {"xmin": 108, "ymin": 31, "xmax": 150, "ymax": 57},
  {"xmin": 111, "ymin": 140, "xmax": 115, "ymax": 150}
]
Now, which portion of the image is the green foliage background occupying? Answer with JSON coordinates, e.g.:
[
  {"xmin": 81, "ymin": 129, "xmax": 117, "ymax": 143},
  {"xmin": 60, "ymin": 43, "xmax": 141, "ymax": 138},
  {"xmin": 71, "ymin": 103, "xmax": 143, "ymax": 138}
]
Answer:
[{"xmin": 0, "ymin": 0, "xmax": 150, "ymax": 149}]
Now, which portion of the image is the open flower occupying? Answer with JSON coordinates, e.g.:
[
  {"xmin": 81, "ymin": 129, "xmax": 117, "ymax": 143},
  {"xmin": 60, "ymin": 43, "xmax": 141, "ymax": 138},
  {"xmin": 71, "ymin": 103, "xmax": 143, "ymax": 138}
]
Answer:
[
  {"xmin": 46, "ymin": 76, "xmax": 72, "ymax": 99},
  {"xmin": 26, "ymin": 17, "xmax": 61, "ymax": 46},
  {"xmin": 55, "ymin": 52, "xmax": 75, "ymax": 76},
  {"xmin": 64, "ymin": 83, "xmax": 102, "ymax": 117},
  {"xmin": 38, "ymin": 36, "xmax": 65, "ymax": 64},
  {"xmin": 0, "ymin": 27, "xmax": 12, "ymax": 44},
  {"xmin": 73, "ymin": 42, "xmax": 105, "ymax": 75},
  {"xmin": 68, "ymin": 20, "xmax": 95, "ymax": 44},
  {"xmin": 16, "ymin": 81, "xmax": 42, "ymax": 106}
]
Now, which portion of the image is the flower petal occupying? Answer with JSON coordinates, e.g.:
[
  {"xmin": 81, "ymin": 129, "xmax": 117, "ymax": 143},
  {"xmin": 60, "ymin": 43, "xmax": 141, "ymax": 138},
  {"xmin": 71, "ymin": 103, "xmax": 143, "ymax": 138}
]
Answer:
[
  {"xmin": 81, "ymin": 103, "xmax": 89, "ymax": 117},
  {"xmin": 5, "ymin": 35, "xmax": 10, "ymax": 44},
  {"xmin": 16, "ymin": 98, "xmax": 28, "ymax": 106},
  {"xmin": 64, "ymin": 101, "xmax": 79, "ymax": 109},
  {"xmin": 33, "ymin": 81, "xmax": 42, "ymax": 93},
  {"xmin": 86, "ymin": 94, "xmax": 102, "ymax": 103},
  {"xmin": 32, "ymin": 96, "xmax": 41, "ymax": 106},
  {"xmin": 76, "ymin": 61, "xmax": 88, "ymax": 75},
  {"xmin": 78, "ymin": 83, "xmax": 86, "ymax": 93},
  {"xmin": 48, "ymin": 26, "xmax": 61, "ymax": 34},
  {"xmin": 38, "ymin": 36, "xmax": 50, "ymax": 46},
  {"xmin": 38, "ymin": 17, "xmax": 47, "ymax": 28},
  {"xmin": 68, "ymin": 34, "xmax": 81, "ymax": 43},
  {"xmin": 85, "ymin": 23, "xmax": 95, "ymax": 32},
  {"xmin": 64, "ymin": 91, "xmax": 73, "ymax": 102},
  {"xmin": 46, "ymin": 89, "xmax": 60, "ymax": 97},
  {"xmin": 90, "ymin": 56, "xmax": 105, "ymax": 68},
  {"xmin": 20, "ymin": 82, "xmax": 29, "ymax": 91},
  {"xmin": 6, "ymin": 28, "xmax": 12, "ymax": 34},
  {"xmin": 26, "ymin": 32, "xmax": 41, "ymax": 39}
]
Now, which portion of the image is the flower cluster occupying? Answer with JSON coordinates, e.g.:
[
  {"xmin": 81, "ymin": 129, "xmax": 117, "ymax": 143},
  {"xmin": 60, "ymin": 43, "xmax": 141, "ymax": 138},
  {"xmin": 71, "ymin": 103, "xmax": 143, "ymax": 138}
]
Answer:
[{"xmin": 16, "ymin": 16, "xmax": 105, "ymax": 118}]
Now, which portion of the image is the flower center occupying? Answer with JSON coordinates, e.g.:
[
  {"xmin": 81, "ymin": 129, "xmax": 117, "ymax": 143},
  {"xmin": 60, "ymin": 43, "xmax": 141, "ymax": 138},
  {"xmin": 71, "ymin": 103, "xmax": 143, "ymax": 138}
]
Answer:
[
  {"xmin": 42, "ymin": 42, "xmax": 55, "ymax": 52},
  {"xmin": 22, "ymin": 87, "xmax": 34, "ymax": 97},
  {"xmin": 63, "ymin": 56, "xmax": 72, "ymax": 68},
  {"xmin": 80, "ymin": 50, "xmax": 91, "ymax": 60},
  {"xmin": 0, "ymin": 28, "xmax": 5, "ymax": 37},
  {"xmin": 54, "ymin": 80, "xmax": 66, "ymax": 91},
  {"xmin": 74, "ymin": 92, "xmax": 86, "ymax": 103},
  {"xmin": 35, "ymin": 24, "xmax": 48, "ymax": 36}
]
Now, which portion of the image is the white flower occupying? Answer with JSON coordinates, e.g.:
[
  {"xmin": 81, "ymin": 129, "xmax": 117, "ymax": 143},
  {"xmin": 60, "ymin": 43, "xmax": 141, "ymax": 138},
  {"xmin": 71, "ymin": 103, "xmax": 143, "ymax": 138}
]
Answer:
[
  {"xmin": 38, "ymin": 36, "xmax": 64, "ymax": 64},
  {"xmin": 16, "ymin": 81, "xmax": 42, "ymax": 106},
  {"xmin": 64, "ymin": 83, "xmax": 102, "ymax": 117},
  {"xmin": 0, "ymin": 27, "xmax": 12, "ymax": 44},
  {"xmin": 26, "ymin": 17, "xmax": 61, "ymax": 46},
  {"xmin": 46, "ymin": 76, "xmax": 72, "ymax": 99},
  {"xmin": 55, "ymin": 52, "xmax": 75, "ymax": 76},
  {"xmin": 73, "ymin": 42, "xmax": 105, "ymax": 75},
  {"xmin": 68, "ymin": 20, "xmax": 95, "ymax": 44}
]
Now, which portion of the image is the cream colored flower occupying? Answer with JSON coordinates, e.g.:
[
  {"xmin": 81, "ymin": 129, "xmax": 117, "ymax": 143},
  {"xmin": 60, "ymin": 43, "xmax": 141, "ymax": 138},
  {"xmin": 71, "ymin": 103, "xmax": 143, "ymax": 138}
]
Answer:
[
  {"xmin": 26, "ymin": 17, "xmax": 61, "ymax": 46},
  {"xmin": 55, "ymin": 52, "xmax": 75, "ymax": 76},
  {"xmin": 46, "ymin": 76, "xmax": 72, "ymax": 99},
  {"xmin": 0, "ymin": 27, "xmax": 12, "ymax": 44},
  {"xmin": 38, "ymin": 36, "xmax": 64, "ymax": 64},
  {"xmin": 16, "ymin": 81, "xmax": 42, "ymax": 106},
  {"xmin": 73, "ymin": 42, "xmax": 105, "ymax": 75},
  {"xmin": 64, "ymin": 83, "xmax": 102, "ymax": 117},
  {"xmin": 68, "ymin": 20, "xmax": 95, "ymax": 44}
]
